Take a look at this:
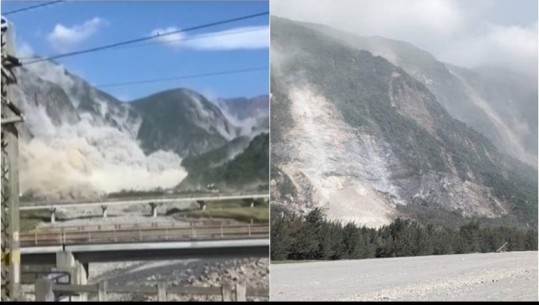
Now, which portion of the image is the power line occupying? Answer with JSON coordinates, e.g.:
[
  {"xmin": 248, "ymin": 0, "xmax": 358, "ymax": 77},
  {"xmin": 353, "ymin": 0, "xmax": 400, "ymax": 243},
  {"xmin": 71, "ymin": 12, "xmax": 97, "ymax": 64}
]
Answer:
[
  {"xmin": 3, "ymin": 0, "xmax": 65, "ymax": 16},
  {"xmin": 112, "ymin": 26, "xmax": 267, "ymax": 51},
  {"xmin": 18, "ymin": 26, "xmax": 267, "ymax": 61},
  {"xmin": 95, "ymin": 66, "xmax": 268, "ymax": 88},
  {"xmin": 21, "ymin": 11, "xmax": 269, "ymax": 66}
]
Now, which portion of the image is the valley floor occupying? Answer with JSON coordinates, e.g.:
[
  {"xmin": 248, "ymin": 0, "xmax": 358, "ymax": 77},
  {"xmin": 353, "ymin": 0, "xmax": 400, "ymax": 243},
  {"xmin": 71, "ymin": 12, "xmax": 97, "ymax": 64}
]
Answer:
[{"xmin": 270, "ymin": 251, "xmax": 538, "ymax": 301}]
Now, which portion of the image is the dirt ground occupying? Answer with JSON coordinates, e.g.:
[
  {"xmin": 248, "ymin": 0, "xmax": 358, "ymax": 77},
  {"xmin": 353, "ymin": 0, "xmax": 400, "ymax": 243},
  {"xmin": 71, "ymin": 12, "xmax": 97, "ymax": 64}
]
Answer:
[{"xmin": 271, "ymin": 251, "xmax": 538, "ymax": 301}]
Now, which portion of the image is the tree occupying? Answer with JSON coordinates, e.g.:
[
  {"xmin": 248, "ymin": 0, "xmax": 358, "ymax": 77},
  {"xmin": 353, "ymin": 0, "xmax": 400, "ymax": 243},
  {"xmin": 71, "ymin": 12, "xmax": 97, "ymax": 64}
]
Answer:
[
  {"xmin": 342, "ymin": 222, "xmax": 360, "ymax": 258},
  {"xmin": 525, "ymin": 229, "xmax": 538, "ymax": 250},
  {"xmin": 459, "ymin": 220, "xmax": 481, "ymax": 253},
  {"xmin": 271, "ymin": 216, "xmax": 290, "ymax": 260}
]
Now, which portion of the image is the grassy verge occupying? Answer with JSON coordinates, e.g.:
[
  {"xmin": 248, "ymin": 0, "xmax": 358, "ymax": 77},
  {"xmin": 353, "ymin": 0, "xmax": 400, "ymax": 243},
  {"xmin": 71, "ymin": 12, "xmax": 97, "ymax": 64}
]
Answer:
[
  {"xmin": 20, "ymin": 218, "xmax": 42, "ymax": 233},
  {"xmin": 186, "ymin": 205, "xmax": 269, "ymax": 223},
  {"xmin": 19, "ymin": 210, "xmax": 52, "ymax": 232}
]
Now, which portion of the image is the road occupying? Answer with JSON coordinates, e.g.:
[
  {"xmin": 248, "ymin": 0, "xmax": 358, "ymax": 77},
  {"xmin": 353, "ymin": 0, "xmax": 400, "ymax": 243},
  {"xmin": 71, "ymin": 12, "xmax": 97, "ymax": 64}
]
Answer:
[
  {"xmin": 19, "ymin": 223, "xmax": 269, "ymax": 247},
  {"xmin": 271, "ymin": 251, "xmax": 538, "ymax": 301},
  {"xmin": 20, "ymin": 194, "xmax": 269, "ymax": 210},
  {"xmin": 20, "ymin": 223, "xmax": 269, "ymax": 264}
]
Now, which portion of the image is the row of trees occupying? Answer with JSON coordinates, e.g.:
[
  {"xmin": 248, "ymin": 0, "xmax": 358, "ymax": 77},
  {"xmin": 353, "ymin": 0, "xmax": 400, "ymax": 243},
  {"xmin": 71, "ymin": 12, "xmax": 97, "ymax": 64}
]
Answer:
[{"xmin": 271, "ymin": 208, "xmax": 538, "ymax": 261}]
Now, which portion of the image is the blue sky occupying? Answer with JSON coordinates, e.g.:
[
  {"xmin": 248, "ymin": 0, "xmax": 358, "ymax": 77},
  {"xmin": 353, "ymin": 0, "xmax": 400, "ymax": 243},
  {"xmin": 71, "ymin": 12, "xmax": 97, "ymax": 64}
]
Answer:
[{"xmin": 2, "ymin": 0, "xmax": 269, "ymax": 101}]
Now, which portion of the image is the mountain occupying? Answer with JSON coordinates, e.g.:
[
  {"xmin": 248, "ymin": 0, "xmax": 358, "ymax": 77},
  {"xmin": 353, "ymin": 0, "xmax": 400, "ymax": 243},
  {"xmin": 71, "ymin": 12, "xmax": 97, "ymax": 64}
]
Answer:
[
  {"xmin": 218, "ymin": 95, "xmax": 269, "ymax": 120},
  {"xmin": 14, "ymin": 59, "xmax": 267, "ymax": 200},
  {"xmin": 300, "ymin": 23, "xmax": 538, "ymax": 168},
  {"xmin": 270, "ymin": 17, "xmax": 537, "ymax": 228},
  {"xmin": 132, "ymin": 88, "xmax": 237, "ymax": 158},
  {"xmin": 178, "ymin": 133, "xmax": 269, "ymax": 192},
  {"xmin": 215, "ymin": 95, "xmax": 270, "ymax": 138},
  {"xmin": 15, "ymin": 60, "xmax": 140, "ymax": 139}
]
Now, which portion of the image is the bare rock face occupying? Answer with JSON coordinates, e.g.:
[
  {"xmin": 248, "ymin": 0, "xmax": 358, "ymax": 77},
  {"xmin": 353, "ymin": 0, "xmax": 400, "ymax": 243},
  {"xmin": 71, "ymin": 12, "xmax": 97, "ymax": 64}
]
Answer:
[{"xmin": 270, "ymin": 17, "xmax": 536, "ymax": 228}]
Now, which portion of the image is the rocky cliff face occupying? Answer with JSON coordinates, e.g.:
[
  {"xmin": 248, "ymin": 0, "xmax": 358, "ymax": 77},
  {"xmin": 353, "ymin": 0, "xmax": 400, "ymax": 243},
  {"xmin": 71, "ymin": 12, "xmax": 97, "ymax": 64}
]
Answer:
[
  {"xmin": 305, "ymin": 24, "xmax": 538, "ymax": 168},
  {"xmin": 132, "ymin": 88, "xmax": 237, "ymax": 158},
  {"xmin": 270, "ymin": 17, "xmax": 537, "ymax": 228}
]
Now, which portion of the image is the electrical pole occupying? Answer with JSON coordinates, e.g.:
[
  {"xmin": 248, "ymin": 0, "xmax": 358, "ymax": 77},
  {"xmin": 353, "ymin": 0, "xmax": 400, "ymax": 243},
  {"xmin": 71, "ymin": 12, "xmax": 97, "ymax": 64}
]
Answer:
[{"xmin": 1, "ymin": 17, "xmax": 23, "ymax": 301}]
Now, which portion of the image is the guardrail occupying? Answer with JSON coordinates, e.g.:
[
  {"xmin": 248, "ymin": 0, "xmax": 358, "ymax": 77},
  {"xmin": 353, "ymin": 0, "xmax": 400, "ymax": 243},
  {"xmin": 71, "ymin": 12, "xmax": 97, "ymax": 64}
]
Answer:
[
  {"xmin": 36, "ymin": 280, "xmax": 269, "ymax": 301},
  {"xmin": 36, "ymin": 219, "xmax": 239, "ymax": 233},
  {"xmin": 20, "ymin": 224, "xmax": 269, "ymax": 247},
  {"xmin": 20, "ymin": 194, "xmax": 270, "ymax": 210}
]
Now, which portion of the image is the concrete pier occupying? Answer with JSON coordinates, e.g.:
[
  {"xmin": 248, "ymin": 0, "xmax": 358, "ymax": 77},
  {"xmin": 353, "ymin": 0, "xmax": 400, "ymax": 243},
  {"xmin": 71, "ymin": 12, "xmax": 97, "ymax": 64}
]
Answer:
[
  {"xmin": 149, "ymin": 202, "xmax": 158, "ymax": 218},
  {"xmin": 50, "ymin": 208, "xmax": 56, "ymax": 224},
  {"xmin": 197, "ymin": 200, "xmax": 207, "ymax": 210},
  {"xmin": 55, "ymin": 252, "xmax": 87, "ymax": 301}
]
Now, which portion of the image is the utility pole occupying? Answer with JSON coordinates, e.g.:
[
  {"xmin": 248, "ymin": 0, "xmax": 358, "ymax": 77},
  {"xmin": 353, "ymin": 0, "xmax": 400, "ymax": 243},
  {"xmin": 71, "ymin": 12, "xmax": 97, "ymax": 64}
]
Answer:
[{"xmin": 1, "ymin": 16, "xmax": 23, "ymax": 301}]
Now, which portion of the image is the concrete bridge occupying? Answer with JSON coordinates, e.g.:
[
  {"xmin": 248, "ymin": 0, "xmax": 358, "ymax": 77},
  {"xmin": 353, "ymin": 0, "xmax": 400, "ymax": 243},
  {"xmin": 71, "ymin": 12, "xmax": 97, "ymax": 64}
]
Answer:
[
  {"xmin": 20, "ymin": 194, "xmax": 270, "ymax": 223},
  {"xmin": 20, "ymin": 223, "xmax": 269, "ymax": 301},
  {"xmin": 21, "ymin": 223, "xmax": 269, "ymax": 264}
]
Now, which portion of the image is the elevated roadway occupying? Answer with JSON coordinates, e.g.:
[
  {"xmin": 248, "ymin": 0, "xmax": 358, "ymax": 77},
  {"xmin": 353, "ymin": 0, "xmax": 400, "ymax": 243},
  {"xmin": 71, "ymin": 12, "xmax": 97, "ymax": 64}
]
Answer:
[
  {"xmin": 20, "ymin": 194, "xmax": 269, "ymax": 211},
  {"xmin": 21, "ymin": 223, "xmax": 269, "ymax": 264}
]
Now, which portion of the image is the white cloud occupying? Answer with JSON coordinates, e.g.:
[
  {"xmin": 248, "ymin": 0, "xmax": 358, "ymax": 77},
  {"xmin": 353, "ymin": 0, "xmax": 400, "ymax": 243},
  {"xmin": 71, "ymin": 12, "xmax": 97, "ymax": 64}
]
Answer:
[
  {"xmin": 271, "ymin": 0, "xmax": 537, "ymax": 77},
  {"xmin": 186, "ymin": 26, "xmax": 269, "ymax": 50},
  {"xmin": 272, "ymin": 0, "xmax": 465, "ymax": 46},
  {"xmin": 150, "ymin": 25, "xmax": 269, "ymax": 51},
  {"xmin": 150, "ymin": 27, "xmax": 185, "ymax": 47},
  {"xmin": 47, "ymin": 17, "xmax": 106, "ymax": 52},
  {"xmin": 439, "ymin": 22, "xmax": 538, "ymax": 76}
]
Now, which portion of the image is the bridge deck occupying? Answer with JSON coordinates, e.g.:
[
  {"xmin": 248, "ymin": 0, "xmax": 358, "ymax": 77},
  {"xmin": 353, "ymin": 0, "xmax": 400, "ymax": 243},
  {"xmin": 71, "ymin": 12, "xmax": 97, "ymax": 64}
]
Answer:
[
  {"xmin": 20, "ymin": 194, "xmax": 270, "ymax": 210},
  {"xmin": 20, "ymin": 224, "xmax": 269, "ymax": 247}
]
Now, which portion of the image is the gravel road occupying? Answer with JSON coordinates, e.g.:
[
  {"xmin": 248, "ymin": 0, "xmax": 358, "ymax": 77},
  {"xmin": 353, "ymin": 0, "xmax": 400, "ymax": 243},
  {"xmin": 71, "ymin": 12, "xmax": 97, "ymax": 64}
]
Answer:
[{"xmin": 271, "ymin": 251, "xmax": 538, "ymax": 301}]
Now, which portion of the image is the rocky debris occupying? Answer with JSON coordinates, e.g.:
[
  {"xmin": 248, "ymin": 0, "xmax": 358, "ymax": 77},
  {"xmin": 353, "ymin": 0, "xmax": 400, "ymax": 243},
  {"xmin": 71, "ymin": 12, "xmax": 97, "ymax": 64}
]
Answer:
[{"xmin": 86, "ymin": 258, "xmax": 269, "ymax": 302}]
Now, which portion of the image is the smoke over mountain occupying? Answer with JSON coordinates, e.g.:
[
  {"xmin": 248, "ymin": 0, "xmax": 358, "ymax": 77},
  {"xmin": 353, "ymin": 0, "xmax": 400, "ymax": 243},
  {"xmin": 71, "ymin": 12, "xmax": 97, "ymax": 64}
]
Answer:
[
  {"xmin": 16, "ymin": 61, "xmax": 189, "ymax": 200},
  {"xmin": 20, "ymin": 123, "xmax": 187, "ymax": 200}
]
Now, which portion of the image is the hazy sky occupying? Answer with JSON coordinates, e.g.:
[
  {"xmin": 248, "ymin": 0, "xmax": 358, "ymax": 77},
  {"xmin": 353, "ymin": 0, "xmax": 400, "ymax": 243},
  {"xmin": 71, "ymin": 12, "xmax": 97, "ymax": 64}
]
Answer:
[{"xmin": 272, "ymin": 0, "xmax": 538, "ymax": 77}]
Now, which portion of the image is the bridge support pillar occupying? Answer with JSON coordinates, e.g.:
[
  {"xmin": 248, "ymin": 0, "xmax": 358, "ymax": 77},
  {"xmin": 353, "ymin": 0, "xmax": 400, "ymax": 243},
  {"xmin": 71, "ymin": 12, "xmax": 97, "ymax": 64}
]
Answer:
[
  {"xmin": 56, "ymin": 252, "xmax": 88, "ymax": 301},
  {"xmin": 149, "ymin": 202, "xmax": 158, "ymax": 218},
  {"xmin": 83, "ymin": 262, "xmax": 89, "ymax": 276},
  {"xmin": 220, "ymin": 282, "xmax": 246, "ymax": 301},
  {"xmin": 197, "ymin": 200, "xmax": 206, "ymax": 211},
  {"xmin": 235, "ymin": 283, "xmax": 247, "ymax": 301},
  {"xmin": 250, "ymin": 200, "xmax": 254, "ymax": 208},
  {"xmin": 50, "ymin": 208, "xmax": 56, "ymax": 223},
  {"xmin": 35, "ymin": 277, "xmax": 54, "ymax": 301},
  {"xmin": 98, "ymin": 281, "xmax": 108, "ymax": 301},
  {"xmin": 221, "ymin": 282, "xmax": 234, "ymax": 301},
  {"xmin": 101, "ymin": 205, "xmax": 108, "ymax": 218},
  {"xmin": 157, "ymin": 282, "xmax": 167, "ymax": 301}
]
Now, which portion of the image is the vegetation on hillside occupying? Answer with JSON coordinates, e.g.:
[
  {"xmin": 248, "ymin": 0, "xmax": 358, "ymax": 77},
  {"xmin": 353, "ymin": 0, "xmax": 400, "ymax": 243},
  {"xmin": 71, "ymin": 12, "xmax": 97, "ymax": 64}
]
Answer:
[
  {"xmin": 178, "ymin": 133, "xmax": 269, "ymax": 189},
  {"xmin": 132, "ymin": 88, "xmax": 229, "ymax": 157},
  {"xmin": 181, "ymin": 136, "xmax": 250, "ymax": 172}
]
